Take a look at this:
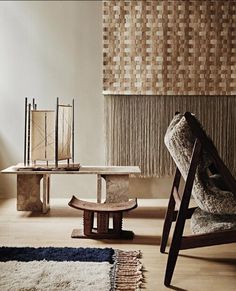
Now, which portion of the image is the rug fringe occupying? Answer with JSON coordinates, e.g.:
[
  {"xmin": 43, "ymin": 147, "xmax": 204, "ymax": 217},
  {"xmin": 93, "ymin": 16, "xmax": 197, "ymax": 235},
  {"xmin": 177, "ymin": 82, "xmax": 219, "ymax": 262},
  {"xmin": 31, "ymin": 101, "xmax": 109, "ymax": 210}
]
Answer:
[{"xmin": 110, "ymin": 250, "xmax": 144, "ymax": 290}]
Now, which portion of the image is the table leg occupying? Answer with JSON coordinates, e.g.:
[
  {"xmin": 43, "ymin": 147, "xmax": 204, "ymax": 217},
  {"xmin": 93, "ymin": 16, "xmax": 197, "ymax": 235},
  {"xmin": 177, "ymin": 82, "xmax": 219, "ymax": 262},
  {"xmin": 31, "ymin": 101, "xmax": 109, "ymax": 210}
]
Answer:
[
  {"xmin": 17, "ymin": 174, "xmax": 43, "ymax": 212},
  {"xmin": 102, "ymin": 174, "xmax": 130, "ymax": 203}
]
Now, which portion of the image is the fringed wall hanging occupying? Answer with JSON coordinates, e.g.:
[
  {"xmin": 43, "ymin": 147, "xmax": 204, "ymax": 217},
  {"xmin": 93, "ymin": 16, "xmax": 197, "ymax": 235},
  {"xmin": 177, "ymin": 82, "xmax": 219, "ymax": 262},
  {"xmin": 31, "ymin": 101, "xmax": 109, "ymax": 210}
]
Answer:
[
  {"xmin": 103, "ymin": 0, "xmax": 236, "ymax": 177},
  {"xmin": 105, "ymin": 95, "xmax": 236, "ymax": 177}
]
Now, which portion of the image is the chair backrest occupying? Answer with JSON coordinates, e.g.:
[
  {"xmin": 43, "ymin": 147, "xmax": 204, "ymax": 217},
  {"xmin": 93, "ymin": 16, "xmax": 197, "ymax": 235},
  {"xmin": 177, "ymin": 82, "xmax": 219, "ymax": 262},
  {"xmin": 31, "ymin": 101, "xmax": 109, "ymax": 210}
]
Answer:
[
  {"xmin": 184, "ymin": 112, "xmax": 236, "ymax": 195},
  {"xmin": 164, "ymin": 112, "xmax": 236, "ymax": 215}
]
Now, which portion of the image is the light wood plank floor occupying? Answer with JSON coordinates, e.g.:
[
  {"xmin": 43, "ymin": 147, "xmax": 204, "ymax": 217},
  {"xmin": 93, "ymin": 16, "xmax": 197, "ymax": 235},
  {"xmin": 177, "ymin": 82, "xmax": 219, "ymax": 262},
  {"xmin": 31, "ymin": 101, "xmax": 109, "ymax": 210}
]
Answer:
[{"xmin": 0, "ymin": 198, "xmax": 235, "ymax": 291}]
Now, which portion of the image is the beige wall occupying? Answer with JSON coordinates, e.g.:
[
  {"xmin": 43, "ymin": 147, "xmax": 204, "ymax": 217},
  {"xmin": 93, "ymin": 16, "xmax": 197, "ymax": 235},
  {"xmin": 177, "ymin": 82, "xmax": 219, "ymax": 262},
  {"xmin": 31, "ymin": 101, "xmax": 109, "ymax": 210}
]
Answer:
[{"xmin": 0, "ymin": 1, "xmax": 171, "ymax": 199}]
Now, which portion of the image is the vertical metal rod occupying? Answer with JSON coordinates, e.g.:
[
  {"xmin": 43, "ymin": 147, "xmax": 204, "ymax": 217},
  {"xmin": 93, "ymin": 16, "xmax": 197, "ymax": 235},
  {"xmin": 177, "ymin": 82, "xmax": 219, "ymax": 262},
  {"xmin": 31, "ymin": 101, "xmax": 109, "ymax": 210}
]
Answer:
[
  {"xmin": 45, "ymin": 112, "xmax": 47, "ymax": 160},
  {"xmin": 97, "ymin": 174, "xmax": 102, "ymax": 203},
  {"xmin": 62, "ymin": 107, "xmax": 64, "ymax": 158},
  {"xmin": 43, "ymin": 174, "xmax": 47, "ymax": 214},
  {"xmin": 32, "ymin": 98, "xmax": 35, "ymax": 110},
  {"xmin": 55, "ymin": 97, "xmax": 59, "ymax": 168},
  {"xmin": 47, "ymin": 175, "xmax": 50, "ymax": 205},
  {"xmin": 27, "ymin": 103, "xmax": 31, "ymax": 165},
  {"xmin": 72, "ymin": 98, "xmax": 75, "ymax": 164},
  {"xmin": 24, "ymin": 97, "xmax": 28, "ymax": 166}
]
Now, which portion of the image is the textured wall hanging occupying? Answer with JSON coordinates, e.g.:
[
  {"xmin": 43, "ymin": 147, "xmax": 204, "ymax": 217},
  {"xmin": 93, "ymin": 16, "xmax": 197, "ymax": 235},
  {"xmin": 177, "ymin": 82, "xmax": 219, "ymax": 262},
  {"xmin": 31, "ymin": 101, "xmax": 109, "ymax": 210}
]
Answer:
[
  {"xmin": 105, "ymin": 95, "xmax": 236, "ymax": 177},
  {"xmin": 103, "ymin": 0, "xmax": 236, "ymax": 95},
  {"xmin": 103, "ymin": 0, "xmax": 236, "ymax": 177}
]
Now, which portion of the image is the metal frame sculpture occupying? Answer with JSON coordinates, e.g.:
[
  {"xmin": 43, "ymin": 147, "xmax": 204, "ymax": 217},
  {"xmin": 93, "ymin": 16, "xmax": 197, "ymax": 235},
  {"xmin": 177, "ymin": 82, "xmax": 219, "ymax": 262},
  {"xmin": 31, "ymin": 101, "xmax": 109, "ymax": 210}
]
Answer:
[{"xmin": 23, "ymin": 97, "xmax": 77, "ymax": 170}]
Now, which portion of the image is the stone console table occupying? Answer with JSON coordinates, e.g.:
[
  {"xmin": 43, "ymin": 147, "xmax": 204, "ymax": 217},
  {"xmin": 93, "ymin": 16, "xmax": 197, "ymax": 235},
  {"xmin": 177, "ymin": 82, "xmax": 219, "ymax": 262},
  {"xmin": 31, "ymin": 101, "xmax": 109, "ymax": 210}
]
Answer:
[{"xmin": 1, "ymin": 164, "xmax": 141, "ymax": 213}]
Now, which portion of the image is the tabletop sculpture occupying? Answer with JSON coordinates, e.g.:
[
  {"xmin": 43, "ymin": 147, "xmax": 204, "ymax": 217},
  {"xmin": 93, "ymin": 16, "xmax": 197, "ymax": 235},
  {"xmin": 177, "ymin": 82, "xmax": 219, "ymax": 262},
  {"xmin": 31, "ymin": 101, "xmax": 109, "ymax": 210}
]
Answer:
[{"xmin": 21, "ymin": 97, "xmax": 79, "ymax": 170}]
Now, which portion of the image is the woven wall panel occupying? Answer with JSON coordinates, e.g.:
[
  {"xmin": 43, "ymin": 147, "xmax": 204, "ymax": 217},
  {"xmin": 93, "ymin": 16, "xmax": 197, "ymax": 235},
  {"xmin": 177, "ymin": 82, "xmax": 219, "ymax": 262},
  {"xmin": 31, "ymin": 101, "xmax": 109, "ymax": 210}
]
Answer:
[
  {"xmin": 105, "ymin": 95, "xmax": 236, "ymax": 177},
  {"xmin": 103, "ymin": 0, "xmax": 236, "ymax": 95}
]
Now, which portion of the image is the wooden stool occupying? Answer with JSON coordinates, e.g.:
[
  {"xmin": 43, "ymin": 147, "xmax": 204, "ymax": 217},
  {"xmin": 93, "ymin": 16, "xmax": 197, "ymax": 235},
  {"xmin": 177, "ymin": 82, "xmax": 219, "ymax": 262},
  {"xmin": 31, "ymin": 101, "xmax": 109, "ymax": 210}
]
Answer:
[{"xmin": 68, "ymin": 195, "xmax": 137, "ymax": 239}]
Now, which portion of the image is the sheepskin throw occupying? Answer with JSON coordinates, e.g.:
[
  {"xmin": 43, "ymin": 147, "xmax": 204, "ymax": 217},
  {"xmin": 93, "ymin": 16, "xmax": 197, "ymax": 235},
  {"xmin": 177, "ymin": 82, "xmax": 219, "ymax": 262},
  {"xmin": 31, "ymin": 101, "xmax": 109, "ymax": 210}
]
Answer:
[
  {"xmin": 164, "ymin": 113, "xmax": 236, "ymax": 215},
  {"xmin": 164, "ymin": 113, "xmax": 236, "ymax": 234},
  {"xmin": 191, "ymin": 208, "xmax": 236, "ymax": 234}
]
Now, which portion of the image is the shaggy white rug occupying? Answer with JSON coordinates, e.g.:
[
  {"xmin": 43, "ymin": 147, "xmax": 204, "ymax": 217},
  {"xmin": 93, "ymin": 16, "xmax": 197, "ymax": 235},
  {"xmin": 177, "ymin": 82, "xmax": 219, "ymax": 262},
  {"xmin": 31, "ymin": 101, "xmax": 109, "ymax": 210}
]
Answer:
[
  {"xmin": 0, "ymin": 247, "xmax": 143, "ymax": 291},
  {"xmin": 0, "ymin": 261, "xmax": 111, "ymax": 291}
]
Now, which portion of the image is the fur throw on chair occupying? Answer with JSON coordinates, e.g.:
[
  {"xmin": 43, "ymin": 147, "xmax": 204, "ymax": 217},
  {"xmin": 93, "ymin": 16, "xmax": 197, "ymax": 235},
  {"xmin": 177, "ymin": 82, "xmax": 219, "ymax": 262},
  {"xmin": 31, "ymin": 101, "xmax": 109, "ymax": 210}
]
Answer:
[{"xmin": 164, "ymin": 113, "xmax": 236, "ymax": 234}]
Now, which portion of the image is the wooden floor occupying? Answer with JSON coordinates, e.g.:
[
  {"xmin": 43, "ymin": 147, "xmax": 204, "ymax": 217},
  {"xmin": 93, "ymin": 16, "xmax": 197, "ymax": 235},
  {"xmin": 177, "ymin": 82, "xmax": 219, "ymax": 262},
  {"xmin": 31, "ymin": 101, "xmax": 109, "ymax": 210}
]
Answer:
[{"xmin": 0, "ymin": 198, "xmax": 236, "ymax": 291}]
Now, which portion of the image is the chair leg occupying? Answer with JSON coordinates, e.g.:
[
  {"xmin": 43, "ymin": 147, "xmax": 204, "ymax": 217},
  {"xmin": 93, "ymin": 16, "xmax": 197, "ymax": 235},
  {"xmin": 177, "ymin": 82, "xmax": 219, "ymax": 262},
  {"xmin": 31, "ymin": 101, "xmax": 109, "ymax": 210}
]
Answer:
[
  {"xmin": 164, "ymin": 201, "xmax": 193, "ymax": 286},
  {"xmin": 164, "ymin": 140, "xmax": 202, "ymax": 286},
  {"xmin": 160, "ymin": 169, "xmax": 181, "ymax": 253},
  {"xmin": 164, "ymin": 247, "xmax": 180, "ymax": 286},
  {"xmin": 160, "ymin": 195, "xmax": 175, "ymax": 253},
  {"xmin": 164, "ymin": 198, "xmax": 189, "ymax": 286}
]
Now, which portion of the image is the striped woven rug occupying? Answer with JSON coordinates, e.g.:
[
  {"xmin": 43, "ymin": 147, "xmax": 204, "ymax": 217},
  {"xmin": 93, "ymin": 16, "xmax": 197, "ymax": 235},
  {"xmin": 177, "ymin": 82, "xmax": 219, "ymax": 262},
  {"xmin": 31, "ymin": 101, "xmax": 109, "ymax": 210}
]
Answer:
[{"xmin": 0, "ymin": 247, "xmax": 143, "ymax": 291}]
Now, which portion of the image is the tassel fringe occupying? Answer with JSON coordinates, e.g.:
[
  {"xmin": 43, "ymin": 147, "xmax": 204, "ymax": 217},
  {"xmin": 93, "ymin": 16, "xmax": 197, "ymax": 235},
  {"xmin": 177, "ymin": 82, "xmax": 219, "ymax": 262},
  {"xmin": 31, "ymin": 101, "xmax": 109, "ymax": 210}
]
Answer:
[
  {"xmin": 110, "ymin": 250, "xmax": 144, "ymax": 290},
  {"xmin": 105, "ymin": 95, "xmax": 236, "ymax": 177}
]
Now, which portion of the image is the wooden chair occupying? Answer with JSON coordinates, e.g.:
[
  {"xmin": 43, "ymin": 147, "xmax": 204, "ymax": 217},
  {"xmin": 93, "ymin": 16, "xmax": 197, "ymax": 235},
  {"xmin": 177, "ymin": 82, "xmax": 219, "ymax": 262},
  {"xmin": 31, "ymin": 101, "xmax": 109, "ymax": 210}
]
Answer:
[{"xmin": 160, "ymin": 112, "xmax": 236, "ymax": 286}]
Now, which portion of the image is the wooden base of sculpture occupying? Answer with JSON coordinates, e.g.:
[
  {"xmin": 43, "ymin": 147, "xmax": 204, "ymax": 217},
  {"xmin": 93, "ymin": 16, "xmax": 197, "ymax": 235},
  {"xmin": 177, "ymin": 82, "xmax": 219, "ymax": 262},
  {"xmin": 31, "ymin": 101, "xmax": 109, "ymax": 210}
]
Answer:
[{"xmin": 68, "ymin": 196, "xmax": 137, "ymax": 240}]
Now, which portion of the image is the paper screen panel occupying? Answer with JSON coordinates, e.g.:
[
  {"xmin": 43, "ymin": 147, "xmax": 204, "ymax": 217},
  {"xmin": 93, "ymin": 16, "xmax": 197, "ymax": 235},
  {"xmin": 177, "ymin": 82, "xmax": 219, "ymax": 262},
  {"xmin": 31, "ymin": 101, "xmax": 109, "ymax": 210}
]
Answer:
[
  {"xmin": 31, "ymin": 111, "xmax": 55, "ymax": 161},
  {"xmin": 58, "ymin": 106, "xmax": 72, "ymax": 160}
]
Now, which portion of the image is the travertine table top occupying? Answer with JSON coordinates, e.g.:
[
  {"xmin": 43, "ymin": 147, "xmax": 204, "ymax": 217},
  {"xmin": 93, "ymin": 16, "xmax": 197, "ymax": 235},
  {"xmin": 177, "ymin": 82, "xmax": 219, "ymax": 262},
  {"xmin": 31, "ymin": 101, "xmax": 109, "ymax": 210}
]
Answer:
[{"xmin": 1, "ymin": 164, "xmax": 141, "ymax": 175}]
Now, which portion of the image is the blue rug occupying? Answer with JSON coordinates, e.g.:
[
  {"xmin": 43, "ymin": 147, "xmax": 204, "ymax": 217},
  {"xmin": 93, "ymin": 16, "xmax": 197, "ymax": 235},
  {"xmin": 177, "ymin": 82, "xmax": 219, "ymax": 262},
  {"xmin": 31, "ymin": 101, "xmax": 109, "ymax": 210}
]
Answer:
[
  {"xmin": 0, "ymin": 247, "xmax": 143, "ymax": 290},
  {"xmin": 0, "ymin": 246, "xmax": 114, "ymax": 262}
]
